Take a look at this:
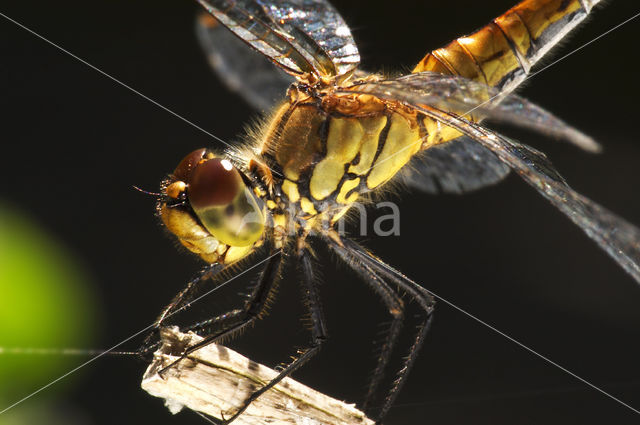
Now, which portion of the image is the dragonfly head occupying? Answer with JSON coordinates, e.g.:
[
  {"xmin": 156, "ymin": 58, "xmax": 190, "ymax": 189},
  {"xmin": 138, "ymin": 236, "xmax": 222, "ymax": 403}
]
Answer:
[{"xmin": 158, "ymin": 148, "xmax": 266, "ymax": 264}]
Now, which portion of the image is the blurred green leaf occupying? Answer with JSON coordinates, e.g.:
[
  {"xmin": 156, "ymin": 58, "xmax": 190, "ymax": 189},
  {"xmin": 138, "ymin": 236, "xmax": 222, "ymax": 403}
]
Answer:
[{"xmin": 0, "ymin": 202, "xmax": 99, "ymax": 399}]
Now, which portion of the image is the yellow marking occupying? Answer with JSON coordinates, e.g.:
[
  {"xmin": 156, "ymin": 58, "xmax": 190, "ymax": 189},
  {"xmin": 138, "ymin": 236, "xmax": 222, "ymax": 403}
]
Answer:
[
  {"xmin": 421, "ymin": 117, "xmax": 460, "ymax": 147},
  {"xmin": 413, "ymin": 53, "xmax": 454, "ymax": 75},
  {"xmin": 367, "ymin": 114, "xmax": 421, "ymax": 189},
  {"xmin": 432, "ymin": 42, "xmax": 486, "ymax": 84},
  {"xmin": 266, "ymin": 200, "xmax": 277, "ymax": 209},
  {"xmin": 272, "ymin": 213, "xmax": 286, "ymax": 229},
  {"xmin": 224, "ymin": 245, "xmax": 254, "ymax": 264},
  {"xmin": 495, "ymin": 10, "xmax": 533, "ymax": 68},
  {"xmin": 336, "ymin": 177, "xmax": 360, "ymax": 204},
  {"xmin": 310, "ymin": 160, "xmax": 344, "ymax": 200},
  {"xmin": 348, "ymin": 116, "xmax": 387, "ymax": 175},
  {"xmin": 326, "ymin": 117, "xmax": 365, "ymax": 160},
  {"xmin": 330, "ymin": 205, "xmax": 352, "ymax": 225},
  {"xmin": 302, "ymin": 215, "xmax": 318, "ymax": 229},
  {"xmin": 281, "ymin": 179, "xmax": 300, "ymax": 203},
  {"xmin": 160, "ymin": 204, "xmax": 221, "ymax": 254},
  {"xmin": 310, "ymin": 117, "xmax": 364, "ymax": 200},
  {"xmin": 160, "ymin": 201, "xmax": 258, "ymax": 265},
  {"xmin": 515, "ymin": 0, "xmax": 582, "ymax": 41},
  {"xmin": 458, "ymin": 23, "xmax": 520, "ymax": 87},
  {"xmin": 253, "ymin": 186, "xmax": 267, "ymax": 198},
  {"xmin": 201, "ymin": 252, "xmax": 220, "ymax": 264},
  {"xmin": 300, "ymin": 197, "xmax": 318, "ymax": 215},
  {"xmin": 166, "ymin": 181, "xmax": 186, "ymax": 199}
]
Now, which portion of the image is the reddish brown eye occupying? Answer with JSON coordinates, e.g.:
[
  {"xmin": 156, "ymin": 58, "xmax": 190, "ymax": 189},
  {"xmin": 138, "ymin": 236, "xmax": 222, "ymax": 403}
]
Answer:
[
  {"xmin": 188, "ymin": 158, "xmax": 242, "ymax": 209},
  {"xmin": 186, "ymin": 157, "xmax": 265, "ymax": 247},
  {"xmin": 173, "ymin": 148, "xmax": 210, "ymax": 183}
]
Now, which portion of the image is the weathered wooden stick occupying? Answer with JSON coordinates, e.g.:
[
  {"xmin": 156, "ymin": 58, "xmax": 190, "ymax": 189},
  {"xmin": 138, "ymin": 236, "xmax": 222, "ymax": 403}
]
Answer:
[{"xmin": 141, "ymin": 327, "xmax": 374, "ymax": 425}]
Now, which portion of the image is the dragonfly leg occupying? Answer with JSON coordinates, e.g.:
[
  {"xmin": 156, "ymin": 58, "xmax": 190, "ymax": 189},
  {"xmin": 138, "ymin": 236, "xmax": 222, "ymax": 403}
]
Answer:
[
  {"xmin": 360, "ymin": 271, "xmax": 405, "ymax": 414},
  {"xmin": 178, "ymin": 308, "xmax": 245, "ymax": 336},
  {"xmin": 330, "ymin": 242, "xmax": 405, "ymax": 412},
  {"xmin": 327, "ymin": 236, "xmax": 435, "ymax": 423},
  {"xmin": 138, "ymin": 263, "xmax": 224, "ymax": 358},
  {"xmin": 212, "ymin": 247, "xmax": 328, "ymax": 424},
  {"xmin": 157, "ymin": 249, "xmax": 283, "ymax": 376}
]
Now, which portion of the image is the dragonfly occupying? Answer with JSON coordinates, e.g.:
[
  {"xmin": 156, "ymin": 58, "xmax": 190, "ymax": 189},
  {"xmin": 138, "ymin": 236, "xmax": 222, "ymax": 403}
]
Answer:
[
  {"xmin": 131, "ymin": 0, "xmax": 640, "ymax": 423},
  {"xmin": 2, "ymin": 0, "xmax": 640, "ymax": 424}
]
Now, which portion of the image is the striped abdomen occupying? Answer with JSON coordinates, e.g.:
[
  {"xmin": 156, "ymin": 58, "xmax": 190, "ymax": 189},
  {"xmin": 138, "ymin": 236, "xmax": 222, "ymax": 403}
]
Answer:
[
  {"xmin": 261, "ymin": 0, "xmax": 603, "ymax": 219},
  {"xmin": 411, "ymin": 0, "xmax": 601, "ymax": 147},
  {"xmin": 414, "ymin": 0, "xmax": 601, "ymax": 93}
]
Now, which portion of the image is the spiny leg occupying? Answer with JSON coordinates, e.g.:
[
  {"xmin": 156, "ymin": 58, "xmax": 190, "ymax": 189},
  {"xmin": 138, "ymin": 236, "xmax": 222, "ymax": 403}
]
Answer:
[
  {"xmin": 215, "ymin": 247, "xmax": 328, "ymax": 425},
  {"xmin": 139, "ymin": 263, "xmax": 223, "ymax": 358},
  {"xmin": 344, "ymin": 239, "xmax": 435, "ymax": 421},
  {"xmin": 173, "ymin": 251, "xmax": 285, "ymax": 346},
  {"xmin": 180, "ymin": 309, "xmax": 244, "ymax": 336},
  {"xmin": 158, "ymin": 249, "xmax": 283, "ymax": 375},
  {"xmin": 331, "ymin": 243, "xmax": 405, "ymax": 413},
  {"xmin": 154, "ymin": 263, "xmax": 224, "ymax": 325},
  {"xmin": 140, "ymin": 255, "xmax": 272, "ymax": 357},
  {"xmin": 327, "ymin": 236, "xmax": 435, "ymax": 422}
]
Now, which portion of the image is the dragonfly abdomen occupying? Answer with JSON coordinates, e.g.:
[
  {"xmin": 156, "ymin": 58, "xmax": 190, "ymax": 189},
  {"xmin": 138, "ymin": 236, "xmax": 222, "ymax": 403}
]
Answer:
[{"xmin": 414, "ymin": 0, "xmax": 601, "ymax": 93}]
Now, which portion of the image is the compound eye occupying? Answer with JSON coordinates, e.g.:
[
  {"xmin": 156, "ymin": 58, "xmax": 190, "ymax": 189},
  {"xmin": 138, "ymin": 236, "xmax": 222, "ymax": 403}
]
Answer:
[
  {"xmin": 188, "ymin": 158, "xmax": 265, "ymax": 247},
  {"xmin": 173, "ymin": 148, "xmax": 213, "ymax": 183},
  {"xmin": 165, "ymin": 148, "xmax": 215, "ymax": 200},
  {"xmin": 189, "ymin": 158, "xmax": 241, "ymax": 209}
]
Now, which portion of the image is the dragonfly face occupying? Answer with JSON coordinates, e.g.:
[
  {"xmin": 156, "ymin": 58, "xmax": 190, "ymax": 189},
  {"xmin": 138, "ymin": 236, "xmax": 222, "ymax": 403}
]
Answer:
[{"xmin": 160, "ymin": 148, "xmax": 266, "ymax": 264}]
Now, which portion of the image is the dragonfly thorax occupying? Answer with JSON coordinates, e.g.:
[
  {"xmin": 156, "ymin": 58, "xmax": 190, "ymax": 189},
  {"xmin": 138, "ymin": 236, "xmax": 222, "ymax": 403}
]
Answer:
[{"xmin": 257, "ymin": 88, "xmax": 426, "ymax": 226}]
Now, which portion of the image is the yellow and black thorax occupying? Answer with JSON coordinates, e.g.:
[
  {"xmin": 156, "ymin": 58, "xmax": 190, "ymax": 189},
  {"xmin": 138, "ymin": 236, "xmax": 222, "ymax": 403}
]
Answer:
[{"xmin": 255, "ymin": 86, "xmax": 429, "ymax": 227}]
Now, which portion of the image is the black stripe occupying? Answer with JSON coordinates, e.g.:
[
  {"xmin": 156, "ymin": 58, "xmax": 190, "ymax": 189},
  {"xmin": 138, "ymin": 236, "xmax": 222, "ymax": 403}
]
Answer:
[
  {"xmin": 454, "ymin": 39, "xmax": 489, "ymax": 84},
  {"xmin": 365, "ymin": 113, "xmax": 392, "ymax": 189},
  {"xmin": 296, "ymin": 112, "xmax": 331, "ymax": 211},
  {"xmin": 512, "ymin": 9, "xmax": 538, "ymax": 57},
  {"xmin": 493, "ymin": 16, "xmax": 530, "ymax": 73}
]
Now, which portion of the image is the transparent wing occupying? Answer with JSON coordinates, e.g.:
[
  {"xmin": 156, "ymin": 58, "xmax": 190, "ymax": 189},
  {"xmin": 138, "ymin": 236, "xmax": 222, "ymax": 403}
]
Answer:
[
  {"xmin": 402, "ymin": 136, "xmax": 510, "ymax": 194},
  {"xmin": 368, "ymin": 94, "xmax": 640, "ymax": 284},
  {"xmin": 348, "ymin": 72, "xmax": 601, "ymax": 153},
  {"xmin": 196, "ymin": 0, "xmax": 360, "ymax": 79},
  {"xmin": 195, "ymin": 12, "xmax": 294, "ymax": 110}
]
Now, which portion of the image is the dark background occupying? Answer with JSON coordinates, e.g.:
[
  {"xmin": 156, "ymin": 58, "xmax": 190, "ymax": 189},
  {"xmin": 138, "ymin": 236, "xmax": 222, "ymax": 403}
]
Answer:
[{"xmin": 1, "ymin": 0, "xmax": 640, "ymax": 424}]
